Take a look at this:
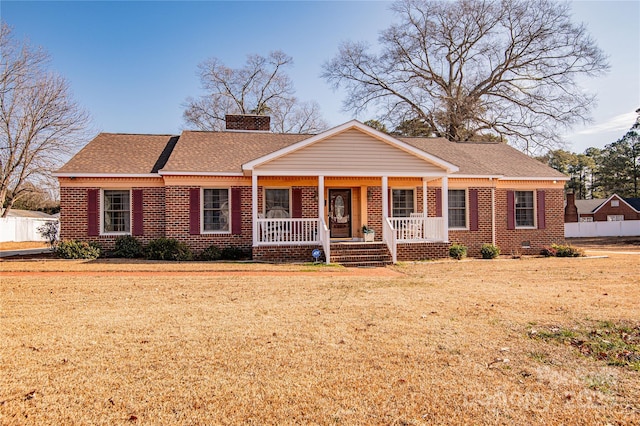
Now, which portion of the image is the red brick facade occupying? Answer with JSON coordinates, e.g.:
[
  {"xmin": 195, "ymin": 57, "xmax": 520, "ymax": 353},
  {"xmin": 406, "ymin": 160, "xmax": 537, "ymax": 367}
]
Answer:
[
  {"xmin": 592, "ymin": 196, "xmax": 640, "ymax": 221},
  {"xmin": 59, "ymin": 182, "xmax": 565, "ymax": 260},
  {"xmin": 60, "ymin": 186, "xmax": 165, "ymax": 250}
]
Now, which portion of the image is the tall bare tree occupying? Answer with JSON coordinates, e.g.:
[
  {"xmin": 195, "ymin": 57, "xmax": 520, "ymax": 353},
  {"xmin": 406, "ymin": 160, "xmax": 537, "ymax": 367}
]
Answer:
[
  {"xmin": 0, "ymin": 21, "xmax": 90, "ymax": 216},
  {"xmin": 322, "ymin": 0, "xmax": 609, "ymax": 152},
  {"xmin": 184, "ymin": 50, "xmax": 327, "ymax": 133}
]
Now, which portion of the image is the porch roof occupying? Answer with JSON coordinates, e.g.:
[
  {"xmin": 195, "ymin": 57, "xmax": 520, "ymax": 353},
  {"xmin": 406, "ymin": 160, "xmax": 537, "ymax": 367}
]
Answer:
[{"xmin": 242, "ymin": 120, "xmax": 458, "ymax": 176}]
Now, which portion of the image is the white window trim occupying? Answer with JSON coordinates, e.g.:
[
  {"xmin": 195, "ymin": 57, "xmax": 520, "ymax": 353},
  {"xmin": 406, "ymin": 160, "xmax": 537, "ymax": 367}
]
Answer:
[
  {"xmin": 390, "ymin": 187, "xmax": 417, "ymax": 217},
  {"xmin": 607, "ymin": 215, "xmax": 624, "ymax": 222},
  {"xmin": 201, "ymin": 187, "xmax": 231, "ymax": 235},
  {"xmin": 100, "ymin": 188, "xmax": 132, "ymax": 236},
  {"xmin": 263, "ymin": 187, "xmax": 292, "ymax": 216},
  {"xmin": 515, "ymin": 190, "xmax": 537, "ymax": 229},
  {"xmin": 448, "ymin": 188, "xmax": 469, "ymax": 230}
]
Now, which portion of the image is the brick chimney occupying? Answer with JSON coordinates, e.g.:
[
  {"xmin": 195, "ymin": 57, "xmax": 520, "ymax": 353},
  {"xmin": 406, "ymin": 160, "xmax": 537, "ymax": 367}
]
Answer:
[
  {"xmin": 225, "ymin": 114, "xmax": 270, "ymax": 132},
  {"xmin": 564, "ymin": 191, "xmax": 578, "ymax": 222}
]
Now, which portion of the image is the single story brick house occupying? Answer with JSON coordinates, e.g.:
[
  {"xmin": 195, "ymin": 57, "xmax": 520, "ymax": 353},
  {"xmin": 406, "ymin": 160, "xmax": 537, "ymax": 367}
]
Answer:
[
  {"xmin": 54, "ymin": 116, "xmax": 568, "ymax": 265},
  {"xmin": 565, "ymin": 192, "xmax": 640, "ymax": 222}
]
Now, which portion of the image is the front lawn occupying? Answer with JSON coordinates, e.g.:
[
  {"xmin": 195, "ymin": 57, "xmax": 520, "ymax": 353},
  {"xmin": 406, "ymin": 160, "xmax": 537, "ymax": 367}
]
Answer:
[{"xmin": 1, "ymin": 254, "xmax": 638, "ymax": 424}]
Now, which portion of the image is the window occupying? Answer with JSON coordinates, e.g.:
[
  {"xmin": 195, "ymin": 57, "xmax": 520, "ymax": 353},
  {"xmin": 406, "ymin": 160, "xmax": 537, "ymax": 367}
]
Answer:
[
  {"xmin": 611, "ymin": 200, "xmax": 619, "ymax": 207},
  {"xmin": 515, "ymin": 191, "xmax": 535, "ymax": 227},
  {"xmin": 203, "ymin": 189, "xmax": 229, "ymax": 232},
  {"xmin": 265, "ymin": 189, "xmax": 290, "ymax": 218},
  {"xmin": 580, "ymin": 216, "xmax": 594, "ymax": 222},
  {"xmin": 103, "ymin": 190, "xmax": 130, "ymax": 233},
  {"xmin": 392, "ymin": 189, "xmax": 414, "ymax": 217},
  {"xmin": 448, "ymin": 189, "xmax": 466, "ymax": 228},
  {"xmin": 607, "ymin": 215, "xmax": 624, "ymax": 221}
]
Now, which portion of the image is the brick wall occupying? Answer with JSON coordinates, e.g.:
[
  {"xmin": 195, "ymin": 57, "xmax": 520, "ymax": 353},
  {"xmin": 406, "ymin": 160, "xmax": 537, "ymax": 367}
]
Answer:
[
  {"xmin": 396, "ymin": 242, "xmax": 450, "ymax": 261},
  {"xmin": 427, "ymin": 186, "xmax": 565, "ymax": 257},
  {"xmin": 494, "ymin": 187, "xmax": 565, "ymax": 255},
  {"xmin": 59, "ymin": 186, "xmax": 165, "ymax": 251},
  {"xmin": 253, "ymin": 244, "xmax": 323, "ymax": 263},
  {"xmin": 449, "ymin": 187, "xmax": 493, "ymax": 257},
  {"xmin": 165, "ymin": 185, "xmax": 253, "ymax": 253},
  {"xmin": 366, "ymin": 186, "xmax": 382, "ymax": 241}
]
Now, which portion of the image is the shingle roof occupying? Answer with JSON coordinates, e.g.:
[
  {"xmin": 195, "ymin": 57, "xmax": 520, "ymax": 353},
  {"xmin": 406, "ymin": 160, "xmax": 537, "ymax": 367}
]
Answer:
[
  {"xmin": 57, "ymin": 133, "xmax": 177, "ymax": 174},
  {"xmin": 58, "ymin": 128, "xmax": 565, "ymax": 179},
  {"xmin": 574, "ymin": 198, "xmax": 605, "ymax": 215},
  {"xmin": 398, "ymin": 138, "xmax": 567, "ymax": 178},
  {"xmin": 624, "ymin": 198, "xmax": 640, "ymax": 212},
  {"xmin": 161, "ymin": 131, "xmax": 308, "ymax": 173}
]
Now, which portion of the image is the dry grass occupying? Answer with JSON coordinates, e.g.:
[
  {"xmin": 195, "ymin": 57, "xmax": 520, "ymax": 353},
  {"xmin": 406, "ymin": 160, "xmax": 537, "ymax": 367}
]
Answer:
[
  {"xmin": 1, "ymin": 255, "xmax": 639, "ymax": 424},
  {"xmin": 0, "ymin": 241, "xmax": 48, "ymax": 251}
]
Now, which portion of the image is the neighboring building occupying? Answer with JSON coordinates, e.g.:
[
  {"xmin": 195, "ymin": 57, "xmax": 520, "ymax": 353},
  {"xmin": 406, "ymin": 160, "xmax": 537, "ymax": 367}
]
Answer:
[
  {"xmin": 54, "ymin": 116, "xmax": 568, "ymax": 264},
  {"xmin": 565, "ymin": 193, "xmax": 640, "ymax": 223}
]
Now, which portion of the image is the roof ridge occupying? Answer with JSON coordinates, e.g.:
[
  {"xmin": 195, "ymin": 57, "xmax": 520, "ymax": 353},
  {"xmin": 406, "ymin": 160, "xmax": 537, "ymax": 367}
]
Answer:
[{"xmin": 100, "ymin": 132, "xmax": 178, "ymax": 137}]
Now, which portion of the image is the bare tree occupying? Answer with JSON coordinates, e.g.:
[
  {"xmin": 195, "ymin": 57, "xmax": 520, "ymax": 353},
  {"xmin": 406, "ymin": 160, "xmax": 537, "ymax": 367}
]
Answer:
[
  {"xmin": 0, "ymin": 21, "xmax": 90, "ymax": 217},
  {"xmin": 322, "ymin": 0, "xmax": 609, "ymax": 152},
  {"xmin": 184, "ymin": 50, "xmax": 327, "ymax": 133}
]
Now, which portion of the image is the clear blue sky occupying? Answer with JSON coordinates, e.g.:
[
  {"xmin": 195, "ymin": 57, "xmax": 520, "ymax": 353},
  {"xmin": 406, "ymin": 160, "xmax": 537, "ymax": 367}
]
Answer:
[{"xmin": 2, "ymin": 1, "xmax": 639, "ymax": 154}]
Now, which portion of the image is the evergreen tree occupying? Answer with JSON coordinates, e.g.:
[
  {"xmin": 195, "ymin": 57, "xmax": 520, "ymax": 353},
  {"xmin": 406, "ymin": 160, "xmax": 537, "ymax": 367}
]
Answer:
[{"xmin": 598, "ymin": 110, "xmax": 640, "ymax": 197}]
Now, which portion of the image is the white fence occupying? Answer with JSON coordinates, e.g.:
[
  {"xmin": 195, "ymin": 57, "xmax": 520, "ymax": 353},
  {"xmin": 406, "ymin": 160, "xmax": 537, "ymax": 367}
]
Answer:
[
  {"xmin": 565, "ymin": 220, "xmax": 640, "ymax": 238},
  {"xmin": 0, "ymin": 217, "xmax": 58, "ymax": 242}
]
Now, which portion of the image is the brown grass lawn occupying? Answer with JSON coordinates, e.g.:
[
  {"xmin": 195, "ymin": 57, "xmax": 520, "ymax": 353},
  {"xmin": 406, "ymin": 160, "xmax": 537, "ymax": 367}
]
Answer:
[
  {"xmin": 0, "ymin": 241, "xmax": 48, "ymax": 251},
  {"xmin": 1, "ymin": 254, "xmax": 639, "ymax": 425}
]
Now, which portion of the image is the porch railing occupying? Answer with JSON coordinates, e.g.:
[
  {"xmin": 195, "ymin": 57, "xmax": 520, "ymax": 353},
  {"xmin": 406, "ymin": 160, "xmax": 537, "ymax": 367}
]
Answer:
[
  {"xmin": 388, "ymin": 217, "xmax": 445, "ymax": 242},
  {"xmin": 319, "ymin": 217, "xmax": 330, "ymax": 264},
  {"xmin": 383, "ymin": 217, "xmax": 397, "ymax": 263},
  {"xmin": 256, "ymin": 218, "xmax": 319, "ymax": 245}
]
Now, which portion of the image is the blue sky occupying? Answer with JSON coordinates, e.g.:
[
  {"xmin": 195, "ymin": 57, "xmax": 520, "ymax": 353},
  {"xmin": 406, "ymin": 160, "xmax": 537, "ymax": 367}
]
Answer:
[{"xmin": 2, "ymin": 1, "xmax": 639, "ymax": 154}]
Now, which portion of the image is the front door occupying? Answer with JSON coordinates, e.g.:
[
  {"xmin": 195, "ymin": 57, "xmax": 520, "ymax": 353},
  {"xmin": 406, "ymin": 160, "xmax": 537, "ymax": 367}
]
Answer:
[{"xmin": 329, "ymin": 189, "xmax": 352, "ymax": 238}]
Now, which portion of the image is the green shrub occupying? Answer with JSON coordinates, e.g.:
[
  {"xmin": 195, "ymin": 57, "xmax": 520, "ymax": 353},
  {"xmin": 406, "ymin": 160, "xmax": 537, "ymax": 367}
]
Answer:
[
  {"xmin": 144, "ymin": 238, "xmax": 193, "ymax": 261},
  {"xmin": 449, "ymin": 243, "xmax": 467, "ymax": 260},
  {"xmin": 113, "ymin": 235, "xmax": 143, "ymax": 258},
  {"xmin": 480, "ymin": 243, "xmax": 500, "ymax": 259},
  {"xmin": 198, "ymin": 244, "xmax": 222, "ymax": 261},
  {"xmin": 551, "ymin": 243, "xmax": 584, "ymax": 257},
  {"xmin": 55, "ymin": 240, "xmax": 101, "ymax": 259},
  {"xmin": 220, "ymin": 246, "xmax": 249, "ymax": 260}
]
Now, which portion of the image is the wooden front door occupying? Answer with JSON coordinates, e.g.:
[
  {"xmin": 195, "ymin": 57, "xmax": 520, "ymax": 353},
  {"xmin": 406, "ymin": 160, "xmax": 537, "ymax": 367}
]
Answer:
[{"xmin": 329, "ymin": 189, "xmax": 352, "ymax": 238}]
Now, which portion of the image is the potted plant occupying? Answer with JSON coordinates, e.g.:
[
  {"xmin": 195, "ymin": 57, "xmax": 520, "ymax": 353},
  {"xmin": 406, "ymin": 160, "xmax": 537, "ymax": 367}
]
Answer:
[{"xmin": 362, "ymin": 225, "xmax": 375, "ymax": 242}]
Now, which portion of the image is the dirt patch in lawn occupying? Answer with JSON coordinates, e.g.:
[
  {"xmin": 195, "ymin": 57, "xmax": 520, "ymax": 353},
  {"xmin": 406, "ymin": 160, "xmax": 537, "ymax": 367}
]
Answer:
[
  {"xmin": 567, "ymin": 236, "xmax": 640, "ymax": 252},
  {"xmin": 1, "ymin": 255, "xmax": 639, "ymax": 424}
]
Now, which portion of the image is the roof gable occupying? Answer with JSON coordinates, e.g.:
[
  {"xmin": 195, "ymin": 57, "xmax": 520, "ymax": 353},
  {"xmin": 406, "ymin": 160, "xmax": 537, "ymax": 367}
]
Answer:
[
  {"xmin": 243, "ymin": 120, "xmax": 458, "ymax": 176},
  {"xmin": 593, "ymin": 194, "xmax": 640, "ymax": 214}
]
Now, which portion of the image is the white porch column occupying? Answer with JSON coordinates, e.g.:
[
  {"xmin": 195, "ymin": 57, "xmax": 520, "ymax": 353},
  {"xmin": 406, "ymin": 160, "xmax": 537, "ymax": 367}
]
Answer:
[
  {"xmin": 252, "ymin": 173, "xmax": 258, "ymax": 245},
  {"xmin": 381, "ymin": 176, "xmax": 389, "ymax": 219},
  {"xmin": 318, "ymin": 175, "xmax": 325, "ymax": 220},
  {"xmin": 422, "ymin": 178, "xmax": 428, "ymax": 216},
  {"xmin": 441, "ymin": 176, "xmax": 449, "ymax": 242}
]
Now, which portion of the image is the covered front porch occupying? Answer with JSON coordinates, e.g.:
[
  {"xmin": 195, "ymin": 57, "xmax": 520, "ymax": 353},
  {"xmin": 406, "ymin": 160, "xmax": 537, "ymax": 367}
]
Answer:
[
  {"xmin": 241, "ymin": 120, "xmax": 459, "ymax": 264},
  {"xmin": 249, "ymin": 175, "xmax": 452, "ymax": 264}
]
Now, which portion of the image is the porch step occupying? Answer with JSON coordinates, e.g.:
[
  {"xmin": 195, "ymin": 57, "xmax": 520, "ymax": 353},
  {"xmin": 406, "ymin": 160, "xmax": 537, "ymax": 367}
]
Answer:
[{"xmin": 330, "ymin": 242, "xmax": 393, "ymax": 267}]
